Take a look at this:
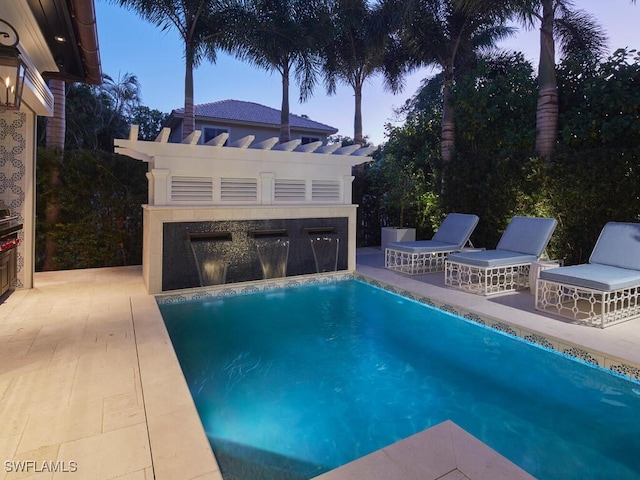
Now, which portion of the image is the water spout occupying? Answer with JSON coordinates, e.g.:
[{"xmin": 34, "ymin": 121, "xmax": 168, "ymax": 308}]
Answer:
[
  {"xmin": 188, "ymin": 232, "xmax": 232, "ymax": 286},
  {"xmin": 249, "ymin": 230, "xmax": 289, "ymax": 279},
  {"xmin": 304, "ymin": 228, "xmax": 339, "ymax": 273}
]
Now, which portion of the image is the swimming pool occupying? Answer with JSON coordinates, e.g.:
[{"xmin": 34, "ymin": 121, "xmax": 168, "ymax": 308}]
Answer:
[{"xmin": 159, "ymin": 279, "xmax": 640, "ymax": 480}]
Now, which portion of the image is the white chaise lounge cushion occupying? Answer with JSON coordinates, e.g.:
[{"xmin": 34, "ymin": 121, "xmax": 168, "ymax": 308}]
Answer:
[
  {"xmin": 431, "ymin": 213, "xmax": 479, "ymax": 247},
  {"xmin": 387, "ymin": 240, "xmax": 461, "ymax": 253},
  {"xmin": 447, "ymin": 250, "xmax": 538, "ymax": 268},
  {"xmin": 387, "ymin": 213, "xmax": 479, "ymax": 254},
  {"xmin": 589, "ymin": 222, "xmax": 640, "ymax": 270},
  {"xmin": 496, "ymin": 216, "xmax": 558, "ymax": 256},
  {"xmin": 540, "ymin": 264, "xmax": 640, "ymax": 291},
  {"xmin": 538, "ymin": 222, "xmax": 640, "ymax": 291},
  {"xmin": 446, "ymin": 216, "xmax": 557, "ymax": 267}
]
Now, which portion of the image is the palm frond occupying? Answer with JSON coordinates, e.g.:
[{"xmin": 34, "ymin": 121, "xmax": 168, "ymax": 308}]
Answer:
[{"xmin": 555, "ymin": 8, "xmax": 608, "ymax": 61}]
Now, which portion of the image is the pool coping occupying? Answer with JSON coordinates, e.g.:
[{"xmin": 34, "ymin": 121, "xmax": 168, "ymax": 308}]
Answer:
[
  {"xmin": 140, "ymin": 269, "xmax": 640, "ymax": 479},
  {"xmin": 312, "ymin": 420, "xmax": 535, "ymax": 480},
  {"xmin": 131, "ymin": 294, "xmax": 223, "ymax": 479}
]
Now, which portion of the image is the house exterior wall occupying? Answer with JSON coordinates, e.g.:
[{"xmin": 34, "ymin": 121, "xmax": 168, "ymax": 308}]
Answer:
[
  {"xmin": 0, "ymin": 109, "xmax": 36, "ymax": 289},
  {"xmin": 168, "ymin": 119, "xmax": 331, "ymax": 145}
]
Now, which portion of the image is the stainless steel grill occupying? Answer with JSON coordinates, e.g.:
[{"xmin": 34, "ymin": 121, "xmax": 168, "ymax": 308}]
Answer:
[
  {"xmin": 0, "ymin": 208, "xmax": 21, "ymax": 251},
  {"xmin": 0, "ymin": 207, "xmax": 22, "ymax": 297}
]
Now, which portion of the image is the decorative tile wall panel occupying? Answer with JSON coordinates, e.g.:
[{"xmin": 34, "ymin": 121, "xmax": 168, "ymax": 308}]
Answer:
[{"xmin": 0, "ymin": 110, "xmax": 27, "ymax": 288}]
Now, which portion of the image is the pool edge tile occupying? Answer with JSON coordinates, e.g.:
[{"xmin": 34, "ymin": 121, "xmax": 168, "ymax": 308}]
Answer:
[{"xmin": 155, "ymin": 271, "xmax": 356, "ymax": 305}]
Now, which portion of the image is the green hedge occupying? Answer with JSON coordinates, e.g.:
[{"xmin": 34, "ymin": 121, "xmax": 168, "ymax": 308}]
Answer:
[
  {"xmin": 354, "ymin": 50, "xmax": 640, "ymax": 264},
  {"xmin": 36, "ymin": 148, "xmax": 147, "ymax": 271}
]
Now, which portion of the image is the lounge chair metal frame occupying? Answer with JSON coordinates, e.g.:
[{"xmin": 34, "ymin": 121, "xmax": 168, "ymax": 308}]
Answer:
[
  {"xmin": 385, "ymin": 244, "xmax": 472, "ymax": 275},
  {"xmin": 385, "ymin": 248, "xmax": 448, "ymax": 275},
  {"xmin": 384, "ymin": 213, "xmax": 479, "ymax": 275},
  {"xmin": 445, "ymin": 261, "xmax": 531, "ymax": 295},
  {"xmin": 535, "ymin": 279, "xmax": 640, "ymax": 328}
]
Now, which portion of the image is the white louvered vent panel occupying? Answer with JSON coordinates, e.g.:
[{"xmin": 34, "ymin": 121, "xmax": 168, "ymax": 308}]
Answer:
[
  {"xmin": 171, "ymin": 176, "xmax": 213, "ymax": 202},
  {"xmin": 312, "ymin": 180, "xmax": 341, "ymax": 201},
  {"xmin": 275, "ymin": 179, "xmax": 306, "ymax": 201},
  {"xmin": 221, "ymin": 178, "xmax": 258, "ymax": 201}
]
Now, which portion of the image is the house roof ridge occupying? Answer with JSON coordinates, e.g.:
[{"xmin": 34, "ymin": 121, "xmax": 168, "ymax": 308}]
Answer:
[{"xmin": 170, "ymin": 99, "xmax": 337, "ymax": 133}]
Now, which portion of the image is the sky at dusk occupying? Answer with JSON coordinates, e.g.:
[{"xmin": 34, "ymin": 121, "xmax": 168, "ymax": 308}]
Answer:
[{"xmin": 95, "ymin": 0, "xmax": 640, "ymax": 145}]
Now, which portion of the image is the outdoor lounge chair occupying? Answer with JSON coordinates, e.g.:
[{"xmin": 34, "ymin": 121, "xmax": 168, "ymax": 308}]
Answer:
[
  {"xmin": 385, "ymin": 213, "xmax": 479, "ymax": 275},
  {"xmin": 445, "ymin": 216, "xmax": 557, "ymax": 295},
  {"xmin": 536, "ymin": 221, "xmax": 640, "ymax": 328}
]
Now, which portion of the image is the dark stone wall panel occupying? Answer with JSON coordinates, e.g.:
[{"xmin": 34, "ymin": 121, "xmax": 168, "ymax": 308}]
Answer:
[{"xmin": 162, "ymin": 218, "xmax": 349, "ymax": 291}]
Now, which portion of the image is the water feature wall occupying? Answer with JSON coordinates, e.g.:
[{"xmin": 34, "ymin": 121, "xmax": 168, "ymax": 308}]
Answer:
[
  {"xmin": 163, "ymin": 218, "xmax": 349, "ymax": 291},
  {"xmin": 115, "ymin": 126, "xmax": 371, "ymax": 293}
]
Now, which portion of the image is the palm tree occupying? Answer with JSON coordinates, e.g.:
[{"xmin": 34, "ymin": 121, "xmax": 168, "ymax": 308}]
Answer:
[
  {"xmin": 45, "ymin": 80, "xmax": 66, "ymax": 149},
  {"xmin": 41, "ymin": 79, "xmax": 67, "ymax": 271},
  {"xmin": 226, "ymin": 0, "xmax": 329, "ymax": 143},
  {"xmin": 111, "ymin": 0, "xmax": 229, "ymax": 140},
  {"xmin": 390, "ymin": 0, "xmax": 514, "ymax": 164},
  {"xmin": 509, "ymin": 0, "xmax": 607, "ymax": 159},
  {"xmin": 321, "ymin": 0, "xmax": 394, "ymax": 145},
  {"xmin": 101, "ymin": 72, "xmax": 142, "ymax": 122},
  {"xmin": 63, "ymin": 75, "xmax": 138, "ymax": 151}
]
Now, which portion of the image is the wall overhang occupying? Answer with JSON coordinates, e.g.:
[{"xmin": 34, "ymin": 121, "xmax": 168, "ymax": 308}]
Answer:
[{"xmin": 0, "ymin": 0, "xmax": 102, "ymax": 115}]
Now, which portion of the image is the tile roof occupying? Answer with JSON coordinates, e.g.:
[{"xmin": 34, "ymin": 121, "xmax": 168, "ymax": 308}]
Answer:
[{"xmin": 171, "ymin": 99, "xmax": 337, "ymax": 133}]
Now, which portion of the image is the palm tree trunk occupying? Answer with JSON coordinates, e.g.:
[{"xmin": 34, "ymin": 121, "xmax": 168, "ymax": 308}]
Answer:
[
  {"xmin": 183, "ymin": 53, "xmax": 195, "ymax": 140},
  {"xmin": 280, "ymin": 64, "xmax": 291, "ymax": 143},
  {"xmin": 441, "ymin": 66, "xmax": 455, "ymax": 164},
  {"xmin": 46, "ymin": 80, "xmax": 66, "ymax": 149},
  {"xmin": 354, "ymin": 80, "xmax": 363, "ymax": 145},
  {"xmin": 535, "ymin": 0, "xmax": 558, "ymax": 160},
  {"xmin": 43, "ymin": 79, "xmax": 66, "ymax": 271}
]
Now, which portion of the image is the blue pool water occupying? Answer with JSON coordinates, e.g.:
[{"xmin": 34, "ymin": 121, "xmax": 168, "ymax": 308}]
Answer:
[{"xmin": 160, "ymin": 279, "xmax": 640, "ymax": 480}]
